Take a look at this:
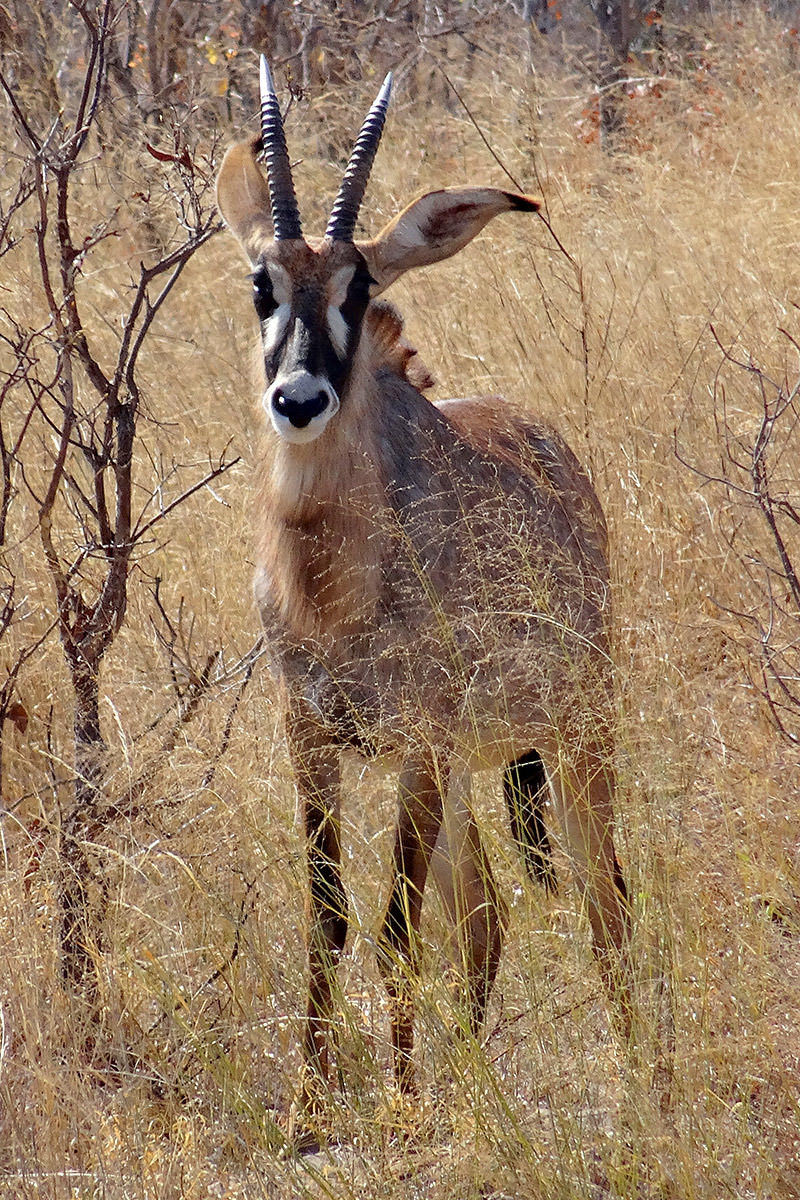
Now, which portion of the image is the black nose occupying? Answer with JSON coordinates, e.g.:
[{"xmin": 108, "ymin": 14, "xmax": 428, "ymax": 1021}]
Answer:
[{"xmin": 272, "ymin": 389, "xmax": 329, "ymax": 429}]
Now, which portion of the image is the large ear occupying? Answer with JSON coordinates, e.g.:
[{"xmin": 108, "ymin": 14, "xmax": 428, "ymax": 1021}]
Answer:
[
  {"xmin": 357, "ymin": 187, "xmax": 540, "ymax": 295},
  {"xmin": 216, "ymin": 136, "xmax": 273, "ymax": 263}
]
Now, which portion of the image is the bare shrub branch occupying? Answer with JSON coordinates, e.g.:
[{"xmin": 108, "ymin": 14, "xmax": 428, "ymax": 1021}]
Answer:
[{"xmin": 678, "ymin": 330, "xmax": 800, "ymax": 744}]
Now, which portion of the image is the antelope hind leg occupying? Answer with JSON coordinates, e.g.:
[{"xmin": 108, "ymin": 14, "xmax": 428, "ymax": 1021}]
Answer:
[
  {"xmin": 430, "ymin": 764, "xmax": 507, "ymax": 1035},
  {"xmin": 548, "ymin": 740, "xmax": 632, "ymax": 1032}
]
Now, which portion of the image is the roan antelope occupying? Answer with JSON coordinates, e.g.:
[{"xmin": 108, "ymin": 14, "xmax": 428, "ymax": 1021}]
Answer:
[{"xmin": 216, "ymin": 60, "xmax": 631, "ymax": 1103}]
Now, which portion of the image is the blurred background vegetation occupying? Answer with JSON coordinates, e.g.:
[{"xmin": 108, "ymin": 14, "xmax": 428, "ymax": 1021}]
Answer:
[{"xmin": 1, "ymin": 2, "xmax": 799, "ymax": 1196}]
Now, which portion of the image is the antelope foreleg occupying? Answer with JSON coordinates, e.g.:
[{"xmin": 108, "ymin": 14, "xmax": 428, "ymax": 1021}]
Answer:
[
  {"xmin": 287, "ymin": 717, "xmax": 347, "ymax": 1100},
  {"xmin": 377, "ymin": 753, "xmax": 444, "ymax": 1093}
]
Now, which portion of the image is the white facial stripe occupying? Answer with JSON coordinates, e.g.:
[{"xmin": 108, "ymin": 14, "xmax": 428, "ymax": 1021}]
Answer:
[
  {"xmin": 328, "ymin": 264, "xmax": 356, "ymax": 307},
  {"xmin": 266, "ymin": 262, "xmax": 292, "ymax": 306},
  {"xmin": 326, "ymin": 304, "xmax": 349, "ymax": 358},
  {"xmin": 262, "ymin": 303, "xmax": 291, "ymax": 356},
  {"xmin": 325, "ymin": 265, "xmax": 357, "ymax": 360}
]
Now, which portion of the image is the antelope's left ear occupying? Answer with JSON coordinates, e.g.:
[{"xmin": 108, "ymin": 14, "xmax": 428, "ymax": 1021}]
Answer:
[
  {"xmin": 216, "ymin": 136, "xmax": 273, "ymax": 264},
  {"xmin": 357, "ymin": 186, "xmax": 540, "ymax": 295}
]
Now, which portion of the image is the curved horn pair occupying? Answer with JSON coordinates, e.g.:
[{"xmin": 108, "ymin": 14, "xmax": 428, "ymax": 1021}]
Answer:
[{"xmin": 259, "ymin": 55, "xmax": 392, "ymax": 243}]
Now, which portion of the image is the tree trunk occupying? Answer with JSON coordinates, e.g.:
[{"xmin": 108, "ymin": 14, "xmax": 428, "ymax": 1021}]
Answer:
[
  {"xmin": 594, "ymin": 0, "xmax": 632, "ymax": 146},
  {"xmin": 59, "ymin": 657, "xmax": 107, "ymax": 1009}
]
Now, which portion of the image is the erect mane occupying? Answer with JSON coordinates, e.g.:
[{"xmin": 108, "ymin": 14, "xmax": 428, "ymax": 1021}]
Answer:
[{"xmin": 365, "ymin": 300, "xmax": 435, "ymax": 392}]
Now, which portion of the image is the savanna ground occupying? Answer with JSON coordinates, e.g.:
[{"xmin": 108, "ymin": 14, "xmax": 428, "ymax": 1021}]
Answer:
[{"xmin": 1, "ymin": 3, "xmax": 800, "ymax": 1197}]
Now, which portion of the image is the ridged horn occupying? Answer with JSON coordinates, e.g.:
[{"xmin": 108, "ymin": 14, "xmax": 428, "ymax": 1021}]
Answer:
[
  {"xmin": 259, "ymin": 55, "xmax": 303, "ymax": 241},
  {"xmin": 325, "ymin": 72, "xmax": 393, "ymax": 242}
]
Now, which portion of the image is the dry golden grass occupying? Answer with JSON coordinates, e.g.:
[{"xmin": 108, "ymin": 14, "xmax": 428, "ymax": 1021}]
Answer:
[{"xmin": 2, "ymin": 7, "xmax": 800, "ymax": 1197}]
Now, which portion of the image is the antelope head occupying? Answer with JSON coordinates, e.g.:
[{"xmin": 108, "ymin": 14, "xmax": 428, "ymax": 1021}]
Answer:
[{"xmin": 216, "ymin": 58, "xmax": 541, "ymax": 445}]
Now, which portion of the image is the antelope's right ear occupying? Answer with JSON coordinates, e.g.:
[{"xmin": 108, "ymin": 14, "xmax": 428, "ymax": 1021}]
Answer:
[
  {"xmin": 358, "ymin": 186, "xmax": 541, "ymax": 295},
  {"xmin": 216, "ymin": 136, "xmax": 273, "ymax": 263}
]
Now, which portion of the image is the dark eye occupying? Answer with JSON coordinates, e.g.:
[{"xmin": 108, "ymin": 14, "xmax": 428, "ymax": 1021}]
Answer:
[{"xmin": 251, "ymin": 268, "xmax": 277, "ymax": 322}]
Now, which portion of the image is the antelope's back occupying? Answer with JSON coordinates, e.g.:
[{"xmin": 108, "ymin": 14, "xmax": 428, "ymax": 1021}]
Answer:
[{"xmin": 390, "ymin": 392, "xmax": 610, "ymax": 632}]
